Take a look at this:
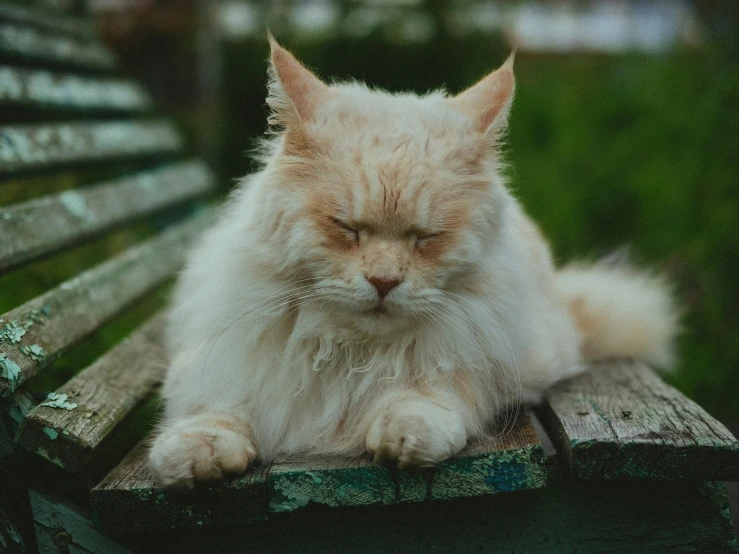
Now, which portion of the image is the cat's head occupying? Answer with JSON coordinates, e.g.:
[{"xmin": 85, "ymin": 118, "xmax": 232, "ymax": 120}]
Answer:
[{"xmin": 261, "ymin": 38, "xmax": 515, "ymax": 336}]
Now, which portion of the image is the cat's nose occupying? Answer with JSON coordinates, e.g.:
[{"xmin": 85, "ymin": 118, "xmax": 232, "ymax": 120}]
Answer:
[{"xmin": 366, "ymin": 276, "xmax": 402, "ymax": 299}]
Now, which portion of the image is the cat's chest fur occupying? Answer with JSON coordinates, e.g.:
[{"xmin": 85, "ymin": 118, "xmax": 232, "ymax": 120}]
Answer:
[{"xmin": 243, "ymin": 308, "xmax": 449, "ymax": 458}]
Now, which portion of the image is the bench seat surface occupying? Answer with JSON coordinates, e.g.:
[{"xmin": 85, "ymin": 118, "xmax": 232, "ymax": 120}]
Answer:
[{"xmin": 91, "ymin": 409, "xmax": 546, "ymax": 531}]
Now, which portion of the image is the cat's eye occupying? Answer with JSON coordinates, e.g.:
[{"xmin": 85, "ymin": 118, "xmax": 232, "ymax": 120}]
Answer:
[
  {"xmin": 415, "ymin": 234, "xmax": 440, "ymax": 248},
  {"xmin": 332, "ymin": 218, "xmax": 359, "ymax": 242}
]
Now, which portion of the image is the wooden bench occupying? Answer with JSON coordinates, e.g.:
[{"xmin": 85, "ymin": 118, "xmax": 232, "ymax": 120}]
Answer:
[{"xmin": 0, "ymin": 3, "xmax": 737, "ymax": 553}]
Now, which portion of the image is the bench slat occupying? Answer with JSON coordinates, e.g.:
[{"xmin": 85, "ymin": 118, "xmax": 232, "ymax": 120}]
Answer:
[
  {"xmin": 93, "ymin": 442, "xmax": 270, "ymax": 532},
  {"xmin": 538, "ymin": 360, "xmax": 739, "ymax": 480},
  {"xmin": 0, "ymin": 65, "xmax": 152, "ymax": 112},
  {"xmin": 91, "ymin": 410, "xmax": 546, "ymax": 531},
  {"xmin": 0, "ymin": 211, "xmax": 212, "ymax": 397},
  {"xmin": 18, "ymin": 313, "xmax": 167, "ymax": 471},
  {"xmin": 0, "ymin": 160, "xmax": 215, "ymax": 273},
  {"xmin": 0, "ymin": 120, "xmax": 182, "ymax": 176},
  {"xmin": 0, "ymin": 22, "xmax": 115, "ymax": 72},
  {"xmin": 270, "ymin": 409, "xmax": 545, "ymax": 513},
  {"xmin": 0, "ymin": 4, "xmax": 96, "ymax": 39}
]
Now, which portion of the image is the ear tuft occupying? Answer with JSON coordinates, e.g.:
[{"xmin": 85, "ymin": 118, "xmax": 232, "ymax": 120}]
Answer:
[
  {"xmin": 267, "ymin": 35, "xmax": 330, "ymax": 127},
  {"xmin": 447, "ymin": 54, "xmax": 516, "ymax": 136}
]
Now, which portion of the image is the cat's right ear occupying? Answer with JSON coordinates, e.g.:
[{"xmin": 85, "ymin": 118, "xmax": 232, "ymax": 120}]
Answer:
[
  {"xmin": 447, "ymin": 53, "xmax": 515, "ymax": 138},
  {"xmin": 267, "ymin": 34, "xmax": 331, "ymax": 127}
]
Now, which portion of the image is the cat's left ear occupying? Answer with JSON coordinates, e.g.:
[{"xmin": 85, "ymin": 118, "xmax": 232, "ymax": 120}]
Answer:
[
  {"xmin": 448, "ymin": 53, "xmax": 515, "ymax": 136},
  {"xmin": 267, "ymin": 35, "xmax": 331, "ymax": 127}
]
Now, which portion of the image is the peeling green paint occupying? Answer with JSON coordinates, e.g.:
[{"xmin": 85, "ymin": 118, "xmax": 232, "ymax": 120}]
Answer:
[
  {"xmin": 0, "ymin": 321, "xmax": 26, "ymax": 343},
  {"xmin": 0, "ymin": 353, "xmax": 21, "ymax": 392},
  {"xmin": 43, "ymin": 427, "xmax": 59, "ymax": 440},
  {"xmin": 20, "ymin": 343, "xmax": 47, "ymax": 361},
  {"xmin": 270, "ymin": 464, "xmax": 396, "ymax": 514},
  {"xmin": 41, "ymin": 392, "xmax": 77, "ymax": 410}
]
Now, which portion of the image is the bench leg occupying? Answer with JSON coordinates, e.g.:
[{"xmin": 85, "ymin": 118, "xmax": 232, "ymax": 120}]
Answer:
[{"xmin": 29, "ymin": 490, "xmax": 132, "ymax": 554}]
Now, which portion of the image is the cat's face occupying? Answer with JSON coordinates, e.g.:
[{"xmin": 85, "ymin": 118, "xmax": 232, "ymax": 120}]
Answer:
[{"xmin": 265, "ymin": 39, "xmax": 514, "ymax": 335}]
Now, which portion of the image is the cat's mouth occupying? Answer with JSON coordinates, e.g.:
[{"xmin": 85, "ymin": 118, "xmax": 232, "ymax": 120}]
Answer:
[{"xmin": 365, "ymin": 305, "xmax": 390, "ymax": 316}]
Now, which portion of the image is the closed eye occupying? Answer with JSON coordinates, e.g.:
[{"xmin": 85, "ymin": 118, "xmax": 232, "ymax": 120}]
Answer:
[
  {"xmin": 332, "ymin": 218, "xmax": 359, "ymax": 242},
  {"xmin": 415, "ymin": 233, "xmax": 440, "ymax": 248}
]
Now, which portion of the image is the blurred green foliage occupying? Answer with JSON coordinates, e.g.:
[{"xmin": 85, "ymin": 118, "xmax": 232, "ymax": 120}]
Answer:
[
  {"xmin": 511, "ymin": 51, "xmax": 738, "ymax": 421},
  {"xmin": 217, "ymin": 28, "xmax": 738, "ymax": 420},
  {"xmin": 1, "ymin": 5, "xmax": 735, "ymax": 425}
]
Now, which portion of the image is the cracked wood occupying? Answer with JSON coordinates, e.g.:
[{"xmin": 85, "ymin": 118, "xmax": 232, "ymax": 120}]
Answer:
[
  {"xmin": 18, "ymin": 314, "xmax": 168, "ymax": 472},
  {"xmin": 538, "ymin": 360, "xmax": 739, "ymax": 480}
]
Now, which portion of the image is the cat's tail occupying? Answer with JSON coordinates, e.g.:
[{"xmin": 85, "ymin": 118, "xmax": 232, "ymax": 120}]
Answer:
[{"xmin": 554, "ymin": 261, "xmax": 680, "ymax": 370}]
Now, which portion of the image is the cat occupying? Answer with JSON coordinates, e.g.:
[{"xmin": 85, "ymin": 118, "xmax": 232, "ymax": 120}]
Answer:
[{"xmin": 148, "ymin": 37, "xmax": 679, "ymax": 488}]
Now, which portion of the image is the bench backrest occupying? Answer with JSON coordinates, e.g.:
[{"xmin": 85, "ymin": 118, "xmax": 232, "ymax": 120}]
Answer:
[{"xmin": 0, "ymin": 1, "xmax": 214, "ymax": 472}]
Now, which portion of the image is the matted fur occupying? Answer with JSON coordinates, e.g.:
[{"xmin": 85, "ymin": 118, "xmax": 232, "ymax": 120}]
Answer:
[{"xmin": 148, "ymin": 40, "xmax": 679, "ymax": 488}]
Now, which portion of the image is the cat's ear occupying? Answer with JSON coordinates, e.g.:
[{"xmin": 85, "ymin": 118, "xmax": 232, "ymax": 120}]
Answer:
[
  {"xmin": 448, "ymin": 53, "xmax": 515, "ymax": 136},
  {"xmin": 267, "ymin": 35, "xmax": 331, "ymax": 127}
]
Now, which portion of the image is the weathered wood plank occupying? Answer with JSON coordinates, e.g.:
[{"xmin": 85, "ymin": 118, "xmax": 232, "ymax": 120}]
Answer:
[
  {"xmin": 0, "ymin": 212, "xmax": 212, "ymax": 397},
  {"xmin": 0, "ymin": 160, "xmax": 215, "ymax": 273},
  {"xmin": 404, "ymin": 410, "xmax": 546, "ymax": 501},
  {"xmin": 0, "ymin": 66, "xmax": 152, "ymax": 112},
  {"xmin": 30, "ymin": 490, "xmax": 132, "ymax": 554},
  {"xmin": 268, "ymin": 453, "xmax": 396, "ymax": 513},
  {"xmin": 0, "ymin": 22, "xmax": 115, "ymax": 72},
  {"xmin": 269, "ymin": 409, "xmax": 546, "ymax": 513},
  {"xmin": 538, "ymin": 360, "xmax": 739, "ymax": 480},
  {"xmin": 0, "ymin": 4, "xmax": 95, "ymax": 39},
  {"xmin": 92, "ymin": 442, "xmax": 270, "ymax": 532},
  {"xmin": 91, "ymin": 410, "xmax": 544, "ymax": 529},
  {"xmin": 18, "ymin": 314, "xmax": 167, "ymax": 472},
  {"xmin": 98, "ymin": 480, "xmax": 739, "ymax": 553},
  {"xmin": 0, "ymin": 120, "xmax": 182, "ymax": 176}
]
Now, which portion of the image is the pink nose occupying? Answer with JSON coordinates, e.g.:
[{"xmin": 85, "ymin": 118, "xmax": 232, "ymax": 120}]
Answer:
[{"xmin": 366, "ymin": 276, "xmax": 401, "ymax": 299}]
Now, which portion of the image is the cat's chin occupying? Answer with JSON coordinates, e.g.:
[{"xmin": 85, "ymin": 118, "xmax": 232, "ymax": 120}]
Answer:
[{"xmin": 344, "ymin": 305, "xmax": 414, "ymax": 337}]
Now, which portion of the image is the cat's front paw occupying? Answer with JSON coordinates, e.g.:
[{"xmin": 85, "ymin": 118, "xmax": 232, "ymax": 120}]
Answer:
[
  {"xmin": 366, "ymin": 398, "xmax": 467, "ymax": 468},
  {"xmin": 148, "ymin": 413, "xmax": 257, "ymax": 488}
]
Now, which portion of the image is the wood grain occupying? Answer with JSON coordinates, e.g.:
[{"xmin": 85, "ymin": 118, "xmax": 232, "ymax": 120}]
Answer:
[
  {"xmin": 0, "ymin": 120, "xmax": 182, "ymax": 176},
  {"xmin": 0, "ymin": 22, "xmax": 115, "ymax": 72},
  {"xmin": 0, "ymin": 212, "xmax": 212, "ymax": 397},
  {"xmin": 92, "ymin": 410, "xmax": 546, "ymax": 529},
  {"xmin": 539, "ymin": 360, "xmax": 739, "ymax": 480},
  {"xmin": 0, "ymin": 66, "xmax": 152, "ymax": 113},
  {"xmin": 0, "ymin": 160, "xmax": 215, "ymax": 273},
  {"xmin": 18, "ymin": 314, "xmax": 167, "ymax": 472}
]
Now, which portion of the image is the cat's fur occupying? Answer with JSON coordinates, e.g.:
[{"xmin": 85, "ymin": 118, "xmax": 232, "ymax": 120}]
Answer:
[{"xmin": 149, "ymin": 39, "xmax": 679, "ymax": 488}]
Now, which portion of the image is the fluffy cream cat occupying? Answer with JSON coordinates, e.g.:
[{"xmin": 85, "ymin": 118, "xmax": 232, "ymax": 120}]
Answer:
[{"xmin": 149, "ymin": 38, "xmax": 678, "ymax": 488}]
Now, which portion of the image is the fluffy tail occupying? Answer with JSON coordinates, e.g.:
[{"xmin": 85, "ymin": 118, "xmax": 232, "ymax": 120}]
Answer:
[{"xmin": 554, "ymin": 262, "xmax": 680, "ymax": 370}]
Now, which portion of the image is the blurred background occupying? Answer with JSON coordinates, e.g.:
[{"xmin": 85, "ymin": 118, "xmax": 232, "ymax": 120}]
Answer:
[
  {"xmin": 2, "ymin": 0, "xmax": 737, "ymax": 470},
  {"xmin": 81, "ymin": 0, "xmax": 738, "ymax": 422}
]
